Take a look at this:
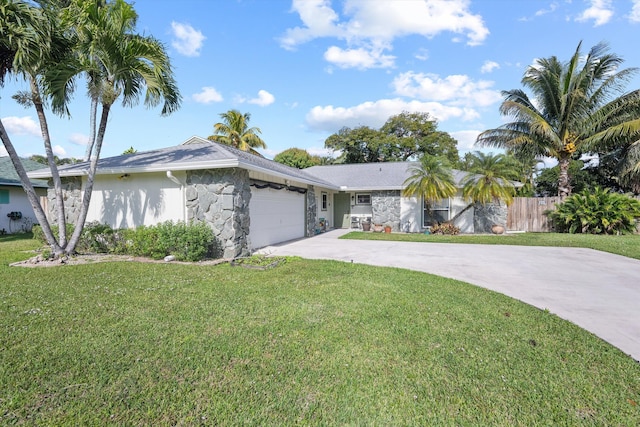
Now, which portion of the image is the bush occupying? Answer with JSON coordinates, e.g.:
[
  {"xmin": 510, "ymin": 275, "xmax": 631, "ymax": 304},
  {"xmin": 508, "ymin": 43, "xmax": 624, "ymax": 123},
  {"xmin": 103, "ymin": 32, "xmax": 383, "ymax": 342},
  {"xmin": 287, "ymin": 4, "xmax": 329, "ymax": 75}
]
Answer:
[
  {"xmin": 430, "ymin": 222, "xmax": 460, "ymax": 235},
  {"xmin": 32, "ymin": 223, "xmax": 75, "ymax": 245},
  {"xmin": 130, "ymin": 221, "xmax": 217, "ymax": 261},
  {"xmin": 547, "ymin": 188, "xmax": 640, "ymax": 235}
]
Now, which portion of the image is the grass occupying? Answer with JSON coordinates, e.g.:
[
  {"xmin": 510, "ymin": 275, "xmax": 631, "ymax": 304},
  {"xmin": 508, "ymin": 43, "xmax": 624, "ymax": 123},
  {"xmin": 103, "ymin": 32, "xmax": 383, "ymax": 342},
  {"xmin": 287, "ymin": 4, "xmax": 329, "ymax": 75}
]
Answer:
[
  {"xmin": 1, "ymin": 235, "xmax": 639, "ymax": 425},
  {"xmin": 342, "ymin": 231, "xmax": 640, "ymax": 260}
]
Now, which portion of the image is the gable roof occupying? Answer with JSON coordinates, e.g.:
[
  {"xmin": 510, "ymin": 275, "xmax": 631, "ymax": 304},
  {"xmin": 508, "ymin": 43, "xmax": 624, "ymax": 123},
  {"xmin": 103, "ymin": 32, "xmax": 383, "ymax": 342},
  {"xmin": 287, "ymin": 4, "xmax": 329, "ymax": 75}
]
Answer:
[
  {"xmin": 0, "ymin": 157, "xmax": 49, "ymax": 188},
  {"xmin": 27, "ymin": 136, "xmax": 337, "ymax": 189},
  {"xmin": 305, "ymin": 162, "xmax": 469, "ymax": 191}
]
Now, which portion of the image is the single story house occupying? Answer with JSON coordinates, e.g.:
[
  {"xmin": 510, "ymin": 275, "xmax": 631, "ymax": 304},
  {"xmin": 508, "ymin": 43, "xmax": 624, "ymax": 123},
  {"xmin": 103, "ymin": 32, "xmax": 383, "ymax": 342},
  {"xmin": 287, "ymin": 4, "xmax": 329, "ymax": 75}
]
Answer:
[
  {"xmin": 0, "ymin": 157, "xmax": 48, "ymax": 234},
  {"xmin": 28, "ymin": 136, "xmax": 506, "ymax": 256}
]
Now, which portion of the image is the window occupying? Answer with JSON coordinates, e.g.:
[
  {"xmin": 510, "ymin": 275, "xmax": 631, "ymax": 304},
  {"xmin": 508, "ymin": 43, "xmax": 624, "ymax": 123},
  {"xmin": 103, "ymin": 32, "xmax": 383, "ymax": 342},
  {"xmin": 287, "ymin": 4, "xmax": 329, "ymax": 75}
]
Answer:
[
  {"xmin": 424, "ymin": 198, "xmax": 449, "ymax": 226},
  {"xmin": 0, "ymin": 190, "xmax": 9, "ymax": 204},
  {"xmin": 355, "ymin": 193, "xmax": 371, "ymax": 205},
  {"xmin": 321, "ymin": 192, "xmax": 328, "ymax": 211}
]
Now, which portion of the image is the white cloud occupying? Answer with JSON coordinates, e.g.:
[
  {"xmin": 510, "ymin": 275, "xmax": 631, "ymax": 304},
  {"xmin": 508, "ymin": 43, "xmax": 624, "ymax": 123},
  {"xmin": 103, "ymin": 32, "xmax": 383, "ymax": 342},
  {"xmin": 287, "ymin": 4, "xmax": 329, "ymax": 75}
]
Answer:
[
  {"xmin": 414, "ymin": 48, "xmax": 429, "ymax": 61},
  {"xmin": 392, "ymin": 72, "xmax": 502, "ymax": 107},
  {"xmin": 281, "ymin": 0, "xmax": 489, "ymax": 69},
  {"xmin": 324, "ymin": 45, "xmax": 395, "ymax": 69},
  {"xmin": 193, "ymin": 87, "xmax": 224, "ymax": 104},
  {"xmin": 170, "ymin": 22, "xmax": 206, "ymax": 57},
  {"xmin": 306, "ymin": 98, "xmax": 478, "ymax": 132},
  {"xmin": 576, "ymin": 0, "xmax": 614, "ymax": 26},
  {"xmin": 0, "ymin": 146, "xmax": 7, "ymax": 156},
  {"xmin": 307, "ymin": 146, "xmax": 335, "ymax": 157},
  {"xmin": 450, "ymin": 130, "xmax": 481, "ymax": 151},
  {"xmin": 248, "ymin": 90, "xmax": 275, "ymax": 107},
  {"xmin": 630, "ymin": 0, "xmax": 640, "ymax": 22},
  {"xmin": 480, "ymin": 60, "xmax": 500, "ymax": 74},
  {"xmin": 53, "ymin": 145, "xmax": 66, "ymax": 157},
  {"xmin": 1, "ymin": 116, "xmax": 40, "ymax": 137},
  {"xmin": 69, "ymin": 133, "xmax": 89, "ymax": 146}
]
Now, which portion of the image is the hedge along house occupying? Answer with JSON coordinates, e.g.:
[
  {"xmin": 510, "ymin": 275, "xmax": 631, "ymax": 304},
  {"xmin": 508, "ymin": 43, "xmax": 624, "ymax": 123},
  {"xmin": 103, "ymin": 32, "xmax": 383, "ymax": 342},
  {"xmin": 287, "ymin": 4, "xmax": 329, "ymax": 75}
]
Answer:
[
  {"xmin": 27, "ymin": 136, "xmax": 336, "ymax": 258},
  {"xmin": 0, "ymin": 157, "xmax": 48, "ymax": 234},
  {"xmin": 303, "ymin": 162, "xmax": 484, "ymax": 234}
]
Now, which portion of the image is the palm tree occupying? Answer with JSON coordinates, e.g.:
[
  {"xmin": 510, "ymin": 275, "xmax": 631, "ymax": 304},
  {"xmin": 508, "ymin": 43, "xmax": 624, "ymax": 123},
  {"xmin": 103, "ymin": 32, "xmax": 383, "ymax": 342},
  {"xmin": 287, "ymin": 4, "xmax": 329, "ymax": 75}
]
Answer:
[
  {"xmin": 49, "ymin": 0, "xmax": 181, "ymax": 254},
  {"xmin": 207, "ymin": 109, "xmax": 267, "ymax": 154},
  {"xmin": 1, "ymin": 0, "xmax": 180, "ymax": 257},
  {"xmin": 402, "ymin": 155, "xmax": 457, "ymax": 224},
  {"xmin": 0, "ymin": 0, "xmax": 66, "ymax": 252},
  {"xmin": 476, "ymin": 42, "xmax": 640, "ymax": 198},
  {"xmin": 461, "ymin": 152, "xmax": 516, "ymax": 206}
]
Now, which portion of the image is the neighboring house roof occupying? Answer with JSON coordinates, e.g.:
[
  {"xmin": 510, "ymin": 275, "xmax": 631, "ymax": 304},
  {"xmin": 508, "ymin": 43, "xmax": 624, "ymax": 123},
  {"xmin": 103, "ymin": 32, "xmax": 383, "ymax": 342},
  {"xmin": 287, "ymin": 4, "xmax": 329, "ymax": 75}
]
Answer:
[
  {"xmin": 305, "ymin": 162, "xmax": 469, "ymax": 191},
  {"xmin": 27, "ymin": 136, "xmax": 337, "ymax": 189},
  {"xmin": 0, "ymin": 156, "xmax": 48, "ymax": 188}
]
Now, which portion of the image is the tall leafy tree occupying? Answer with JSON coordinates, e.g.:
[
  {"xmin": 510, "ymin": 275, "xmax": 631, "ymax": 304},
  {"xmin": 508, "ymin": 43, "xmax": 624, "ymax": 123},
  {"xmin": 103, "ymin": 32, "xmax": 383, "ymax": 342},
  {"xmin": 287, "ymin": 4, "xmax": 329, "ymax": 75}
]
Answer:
[
  {"xmin": 1, "ymin": 0, "xmax": 181, "ymax": 257},
  {"xmin": 325, "ymin": 111, "xmax": 459, "ymax": 164},
  {"xmin": 476, "ymin": 42, "xmax": 640, "ymax": 197},
  {"xmin": 273, "ymin": 148, "xmax": 321, "ymax": 169},
  {"xmin": 207, "ymin": 109, "xmax": 266, "ymax": 154}
]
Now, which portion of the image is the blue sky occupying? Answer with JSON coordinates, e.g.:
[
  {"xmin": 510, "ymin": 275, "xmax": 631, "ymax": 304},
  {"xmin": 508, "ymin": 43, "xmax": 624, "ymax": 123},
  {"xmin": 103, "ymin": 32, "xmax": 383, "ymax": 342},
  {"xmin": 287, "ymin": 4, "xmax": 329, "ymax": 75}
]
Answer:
[{"xmin": 2, "ymin": 0, "xmax": 640, "ymax": 161}]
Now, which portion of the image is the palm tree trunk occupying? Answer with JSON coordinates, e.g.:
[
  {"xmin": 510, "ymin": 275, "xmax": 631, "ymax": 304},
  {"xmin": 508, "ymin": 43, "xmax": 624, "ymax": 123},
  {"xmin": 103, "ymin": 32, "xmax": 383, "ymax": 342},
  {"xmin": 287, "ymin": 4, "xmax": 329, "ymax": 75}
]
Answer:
[
  {"xmin": 66, "ymin": 103, "xmax": 111, "ymax": 254},
  {"xmin": 446, "ymin": 202, "xmax": 474, "ymax": 225},
  {"xmin": 0, "ymin": 121, "xmax": 63, "ymax": 256},
  {"xmin": 30, "ymin": 76, "xmax": 67, "ymax": 248},
  {"xmin": 558, "ymin": 154, "xmax": 571, "ymax": 198},
  {"xmin": 84, "ymin": 96, "xmax": 98, "ymax": 161}
]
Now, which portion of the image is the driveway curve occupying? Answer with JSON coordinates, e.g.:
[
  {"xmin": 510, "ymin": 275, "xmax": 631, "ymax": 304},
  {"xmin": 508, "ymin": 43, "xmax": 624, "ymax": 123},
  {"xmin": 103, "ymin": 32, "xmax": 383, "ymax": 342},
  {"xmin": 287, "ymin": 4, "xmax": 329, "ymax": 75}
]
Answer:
[{"xmin": 259, "ymin": 229, "xmax": 640, "ymax": 362}]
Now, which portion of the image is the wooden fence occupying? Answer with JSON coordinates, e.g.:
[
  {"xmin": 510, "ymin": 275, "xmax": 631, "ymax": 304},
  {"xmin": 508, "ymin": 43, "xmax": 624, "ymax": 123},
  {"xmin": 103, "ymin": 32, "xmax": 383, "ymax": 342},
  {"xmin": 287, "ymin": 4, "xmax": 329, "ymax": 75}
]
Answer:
[{"xmin": 507, "ymin": 197, "xmax": 561, "ymax": 232}]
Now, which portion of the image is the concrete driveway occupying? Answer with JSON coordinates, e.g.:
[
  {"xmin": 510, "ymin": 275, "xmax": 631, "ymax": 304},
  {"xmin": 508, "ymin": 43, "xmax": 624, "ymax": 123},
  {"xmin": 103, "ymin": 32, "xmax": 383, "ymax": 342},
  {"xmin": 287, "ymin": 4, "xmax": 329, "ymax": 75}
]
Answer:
[{"xmin": 259, "ymin": 229, "xmax": 640, "ymax": 362}]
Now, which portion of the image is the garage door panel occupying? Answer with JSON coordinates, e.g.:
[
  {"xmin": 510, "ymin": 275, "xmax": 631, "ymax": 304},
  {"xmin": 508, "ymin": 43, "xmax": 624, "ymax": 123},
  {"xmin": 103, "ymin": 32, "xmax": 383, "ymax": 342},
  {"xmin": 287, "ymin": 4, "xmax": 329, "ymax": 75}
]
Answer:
[{"xmin": 249, "ymin": 187, "xmax": 305, "ymax": 249}]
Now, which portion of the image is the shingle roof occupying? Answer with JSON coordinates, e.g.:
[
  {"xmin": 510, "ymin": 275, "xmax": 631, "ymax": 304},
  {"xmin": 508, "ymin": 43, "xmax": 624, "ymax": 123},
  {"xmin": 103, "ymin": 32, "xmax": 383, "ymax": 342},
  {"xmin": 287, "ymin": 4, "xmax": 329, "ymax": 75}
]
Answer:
[
  {"xmin": 304, "ymin": 162, "xmax": 469, "ymax": 190},
  {"xmin": 0, "ymin": 157, "xmax": 49, "ymax": 188},
  {"xmin": 27, "ymin": 136, "xmax": 337, "ymax": 188}
]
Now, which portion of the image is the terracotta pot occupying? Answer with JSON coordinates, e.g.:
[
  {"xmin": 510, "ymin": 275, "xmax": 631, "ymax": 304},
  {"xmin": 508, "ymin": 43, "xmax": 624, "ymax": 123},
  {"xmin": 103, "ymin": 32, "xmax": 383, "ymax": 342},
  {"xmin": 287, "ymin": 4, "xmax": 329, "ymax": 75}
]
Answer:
[
  {"xmin": 362, "ymin": 222, "xmax": 371, "ymax": 231},
  {"xmin": 384, "ymin": 226, "xmax": 392, "ymax": 233},
  {"xmin": 491, "ymin": 224, "xmax": 505, "ymax": 235}
]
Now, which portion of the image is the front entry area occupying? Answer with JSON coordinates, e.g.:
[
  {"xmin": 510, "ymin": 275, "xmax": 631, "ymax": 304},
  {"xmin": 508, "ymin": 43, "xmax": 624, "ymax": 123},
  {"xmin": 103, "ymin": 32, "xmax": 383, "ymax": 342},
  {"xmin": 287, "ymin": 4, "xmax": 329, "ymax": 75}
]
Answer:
[{"xmin": 333, "ymin": 193, "xmax": 350, "ymax": 228}]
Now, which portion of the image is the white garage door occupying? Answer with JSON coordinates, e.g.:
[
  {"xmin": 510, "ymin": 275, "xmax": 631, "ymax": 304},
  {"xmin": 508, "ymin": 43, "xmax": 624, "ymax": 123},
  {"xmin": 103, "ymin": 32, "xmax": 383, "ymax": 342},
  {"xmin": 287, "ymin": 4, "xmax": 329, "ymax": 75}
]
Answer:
[{"xmin": 249, "ymin": 187, "xmax": 305, "ymax": 250}]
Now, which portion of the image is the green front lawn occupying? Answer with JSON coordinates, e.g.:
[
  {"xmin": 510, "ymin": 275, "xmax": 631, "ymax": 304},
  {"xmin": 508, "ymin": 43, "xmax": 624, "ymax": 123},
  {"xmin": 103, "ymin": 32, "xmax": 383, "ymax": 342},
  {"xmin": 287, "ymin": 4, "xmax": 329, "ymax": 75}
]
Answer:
[
  {"xmin": 1, "ymin": 235, "xmax": 639, "ymax": 425},
  {"xmin": 342, "ymin": 231, "xmax": 640, "ymax": 260}
]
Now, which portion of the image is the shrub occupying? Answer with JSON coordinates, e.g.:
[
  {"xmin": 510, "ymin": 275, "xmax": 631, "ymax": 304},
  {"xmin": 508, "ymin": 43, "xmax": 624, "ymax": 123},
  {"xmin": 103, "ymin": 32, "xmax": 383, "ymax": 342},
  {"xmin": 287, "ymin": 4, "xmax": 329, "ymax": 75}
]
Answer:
[
  {"xmin": 547, "ymin": 187, "xmax": 640, "ymax": 235},
  {"xmin": 430, "ymin": 222, "xmax": 460, "ymax": 235},
  {"xmin": 130, "ymin": 221, "xmax": 217, "ymax": 261},
  {"xmin": 32, "ymin": 223, "xmax": 75, "ymax": 245}
]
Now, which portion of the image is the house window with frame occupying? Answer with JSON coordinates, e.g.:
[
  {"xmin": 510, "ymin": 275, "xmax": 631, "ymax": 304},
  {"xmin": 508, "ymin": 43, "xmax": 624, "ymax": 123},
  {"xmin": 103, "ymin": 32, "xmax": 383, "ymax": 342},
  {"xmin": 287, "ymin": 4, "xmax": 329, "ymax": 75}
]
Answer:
[
  {"xmin": 355, "ymin": 193, "xmax": 371, "ymax": 205},
  {"xmin": 0, "ymin": 190, "xmax": 9, "ymax": 204},
  {"xmin": 424, "ymin": 198, "xmax": 450, "ymax": 226},
  {"xmin": 321, "ymin": 192, "xmax": 328, "ymax": 211}
]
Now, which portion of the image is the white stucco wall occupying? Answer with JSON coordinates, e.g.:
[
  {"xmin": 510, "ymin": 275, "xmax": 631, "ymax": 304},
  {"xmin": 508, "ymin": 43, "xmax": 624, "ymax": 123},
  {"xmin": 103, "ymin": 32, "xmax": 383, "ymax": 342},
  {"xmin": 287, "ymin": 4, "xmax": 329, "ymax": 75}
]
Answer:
[
  {"xmin": 86, "ymin": 172, "xmax": 185, "ymax": 229},
  {"xmin": 450, "ymin": 194, "xmax": 474, "ymax": 233},
  {"xmin": 0, "ymin": 186, "xmax": 46, "ymax": 234},
  {"xmin": 400, "ymin": 193, "xmax": 475, "ymax": 234}
]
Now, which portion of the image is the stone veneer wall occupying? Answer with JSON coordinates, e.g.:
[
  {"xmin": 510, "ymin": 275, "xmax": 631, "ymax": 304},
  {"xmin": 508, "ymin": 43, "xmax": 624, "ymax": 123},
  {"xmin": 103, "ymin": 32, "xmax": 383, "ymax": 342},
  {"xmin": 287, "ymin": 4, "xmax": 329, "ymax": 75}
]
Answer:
[
  {"xmin": 47, "ymin": 176, "xmax": 83, "ymax": 225},
  {"xmin": 372, "ymin": 190, "xmax": 401, "ymax": 231},
  {"xmin": 185, "ymin": 168, "xmax": 251, "ymax": 259},
  {"xmin": 473, "ymin": 202, "xmax": 507, "ymax": 233},
  {"xmin": 306, "ymin": 186, "xmax": 316, "ymax": 237}
]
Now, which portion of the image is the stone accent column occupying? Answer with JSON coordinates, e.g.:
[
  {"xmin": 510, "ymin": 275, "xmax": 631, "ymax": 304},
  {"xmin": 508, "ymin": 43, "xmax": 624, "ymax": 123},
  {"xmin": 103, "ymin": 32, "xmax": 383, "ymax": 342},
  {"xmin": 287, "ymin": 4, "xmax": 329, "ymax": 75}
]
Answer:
[
  {"xmin": 306, "ymin": 186, "xmax": 316, "ymax": 236},
  {"xmin": 185, "ymin": 168, "xmax": 251, "ymax": 259},
  {"xmin": 473, "ymin": 202, "xmax": 507, "ymax": 233},
  {"xmin": 47, "ymin": 177, "xmax": 82, "ymax": 225},
  {"xmin": 372, "ymin": 190, "xmax": 401, "ymax": 231}
]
